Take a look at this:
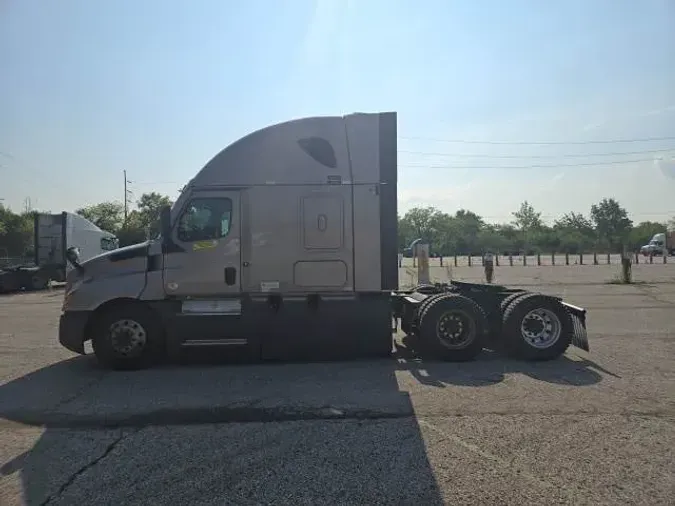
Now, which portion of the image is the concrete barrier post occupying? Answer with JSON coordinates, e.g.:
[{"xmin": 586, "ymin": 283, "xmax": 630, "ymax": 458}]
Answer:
[
  {"xmin": 580, "ymin": 253, "xmax": 584, "ymax": 265},
  {"xmin": 468, "ymin": 255, "xmax": 472, "ymax": 267},
  {"xmin": 416, "ymin": 243, "xmax": 430, "ymax": 285},
  {"xmin": 454, "ymin": 255, "xmax": 458, "ymax": 267},
  {"xmin": 551, "ymin": 252, "xmax": 555, "ymax": 265},
  {"xmin": 593, "ymin": 252, "xmax": 598, "ymax": 265},
  {"xmin": 509, "ymin": 254, "xmax": 513, "ymax": 266},
  {"xmin": 483, "ymin": 252, "xmax": 494, "ymax": 284},
  {"xmin": 565, "ymin": 252, "xmax": 569, "ymax": 265},
  {"xmin": 606, "ymin": 252, "xmax": 611, "ymax": 264},
  {"xmin": 621, "ymin": 250, "xmax": 632, "ymax": 284}
]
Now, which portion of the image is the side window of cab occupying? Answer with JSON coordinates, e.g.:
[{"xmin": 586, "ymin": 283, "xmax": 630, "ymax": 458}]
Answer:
[{"xmin": 176, "ymin": 198, "xmax": 233, "ymax": 242}]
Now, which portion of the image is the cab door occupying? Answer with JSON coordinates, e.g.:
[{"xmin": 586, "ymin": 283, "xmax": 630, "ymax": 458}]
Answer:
[
  {"xmin": 163, "ymin": 191, "xmax": 242, "ymax": 298},
  {"xmin": 162, "ymin": 190, "xmax": 255, "ymax": 349}
]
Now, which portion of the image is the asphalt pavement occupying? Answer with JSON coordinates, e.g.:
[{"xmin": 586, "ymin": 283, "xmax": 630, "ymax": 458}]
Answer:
[{"xmin": 1, "ymin": 268, "xmax": 674, "ymax": 505}]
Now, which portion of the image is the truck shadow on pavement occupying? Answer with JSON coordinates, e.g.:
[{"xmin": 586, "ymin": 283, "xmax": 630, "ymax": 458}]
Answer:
[
  {"xmin": 394, "ymin": 336, "xmax": 610, "ymax": 388},
  {"xmin": 0, "ymin": 348, "xmax": 609, "ymax": 505}
]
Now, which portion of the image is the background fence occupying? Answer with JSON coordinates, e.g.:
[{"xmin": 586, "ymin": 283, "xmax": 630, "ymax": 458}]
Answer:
[{"xmin": 401, "ymin": 252, "xmax": 672, "ymax": 268}]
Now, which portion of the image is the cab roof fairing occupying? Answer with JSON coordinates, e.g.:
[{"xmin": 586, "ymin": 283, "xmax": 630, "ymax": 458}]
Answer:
[{"xmin": 169, "ymin": 111, "xmax": 395, "ymax": 216}]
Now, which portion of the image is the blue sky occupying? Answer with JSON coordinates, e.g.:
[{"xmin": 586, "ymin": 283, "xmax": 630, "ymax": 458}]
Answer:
[{"xmin": 1, "ymin": 0, "xmax": 674, "ymax": 224}]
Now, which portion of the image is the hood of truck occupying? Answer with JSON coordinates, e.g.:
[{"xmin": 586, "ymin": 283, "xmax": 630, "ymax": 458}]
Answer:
[{"xmin": 76, "ymin": 240, "xmax": 152, "ymax": 279}]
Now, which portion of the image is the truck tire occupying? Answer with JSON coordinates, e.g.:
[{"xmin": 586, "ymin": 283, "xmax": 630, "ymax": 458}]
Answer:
[
  {"xmin": 499, "ymin": 291, "xmax": 530, "ymax": 314},
  {"xmin": 501, "ymin": 293, "xmax": 573, "ymax": 361},
  {"xmin": 410, "ymin": 293, "xmax": 446, "ymax": 334},
  {"xmin": 54, "ymin": 268, "xmax": 66, "ymax": 283},
  {"xmin": 417, "ymin": 294, "xmax": 488, "ymax": 361},
  {"xmin": 91, "ymin": 304, "xmax": 165, "ymax": 370},
  {"xmin": 30, "ymin": 275, "xmax": 48, "ymax": 291}
]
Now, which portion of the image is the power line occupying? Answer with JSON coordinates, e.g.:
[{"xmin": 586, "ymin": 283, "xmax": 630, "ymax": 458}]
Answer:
[
  {"xmin": 399, "ymin": 147, "xmax": 675, "ymax": 159},
  {"xmin": 399, "ymin": 135, "xmax": 675, "ymax": 145},
  {"xmin": 399, "ymin": 157, "xmax": 660, "ymax": 170},
  {"xmin": 117, "ymin": 154, "xmax": 664, "ymax": 187}
]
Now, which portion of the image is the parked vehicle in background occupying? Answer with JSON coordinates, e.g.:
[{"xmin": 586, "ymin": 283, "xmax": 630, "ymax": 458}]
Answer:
[
  {"xmin": 0, "ymin": 212, "xmax": 118, "ymax": 293},
  {"xmin": 640, "ymin": 230, "xmax": 675, "ymax": 256}
]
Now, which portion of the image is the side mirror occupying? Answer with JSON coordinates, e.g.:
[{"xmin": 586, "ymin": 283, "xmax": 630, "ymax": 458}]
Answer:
[
  {"xmin": 65, "ymin": 246, "xmax": 84, "ymax": 273},
  {"xmin": 160, "ymin": 205, "xmax": 172, "ymax": 241}
]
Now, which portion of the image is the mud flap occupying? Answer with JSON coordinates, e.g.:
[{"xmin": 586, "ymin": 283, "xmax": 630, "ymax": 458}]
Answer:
[{"xmin": 562, "ymin": 302, "xmax": 589, "ymax": 351}]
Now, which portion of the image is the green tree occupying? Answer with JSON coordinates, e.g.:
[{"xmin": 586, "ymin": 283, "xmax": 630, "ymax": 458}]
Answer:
[
  {"xmin": 590, "ymin": 198, "xmax": 633, "ymax": 252},
  {"xmin": 134, "ymin": 192, "xmax": 173, "ymax": 237},
  {"xmin": 399, "ymin": 207, "xmax": 444, "ymax": 245},
  {"xmin": 115, "ymin": 192, "xmax": 174, "ymax": 246},
  {"xmin": 0, "ymin": 205, "xmax": 33, "ymax": 257},
  {"xmin": 75, "ymin": 201, "xmax": 125, "ymax": 233},
  {"xmin": 554, "ymin": 212, "xmax": 595, "ymax": 253},
  {"xmin": 554, "ymin": 212, "xmax": 594, "ymax": 234},
  {"xmin": 452, "ymin": 209, "xmax": 484, "ymax": 254},
  {"xmin": 512, "ymin": 201, "xmax": 542, "ymax": 231}
]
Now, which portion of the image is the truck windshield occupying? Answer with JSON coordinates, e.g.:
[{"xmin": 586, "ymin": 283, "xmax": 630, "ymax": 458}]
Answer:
[{"xmin": 101, "ymin": 237, "xmax": 119, "ymax": 251}]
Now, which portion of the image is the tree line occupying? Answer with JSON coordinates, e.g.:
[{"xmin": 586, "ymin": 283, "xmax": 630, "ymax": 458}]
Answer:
[
  {"xmin": 399, "ymin": 198, "xmax": 673, "ymax": 256},
  {"xmin": 0, "ymin": 193, "xmax": 672, "ymax": 259}
]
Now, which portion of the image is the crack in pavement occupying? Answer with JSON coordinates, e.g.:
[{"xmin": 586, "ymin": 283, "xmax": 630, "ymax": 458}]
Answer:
[
  {"xmin": 633, "ymin": 284, "xmax": 675, "ymax": 308},
  {"xmin": 1, "ymin": 407, "xmax": 673, "ymax": 430},
  {"xmin": 418, "ymin": 419, "xmax": 591, "ymax": 501},
  {"xmin": 39, "ymin": 428, "xmax": 138, "ymax": 506}
]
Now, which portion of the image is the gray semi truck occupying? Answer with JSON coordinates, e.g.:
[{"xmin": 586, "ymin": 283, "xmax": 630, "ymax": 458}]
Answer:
[
  {"xmin": 58, "ymin": 112, "xmax": 589, "ymax": 370},
  {"xmin": 0, "ymin": 212, "xmax": 118, "ymax": 293}
]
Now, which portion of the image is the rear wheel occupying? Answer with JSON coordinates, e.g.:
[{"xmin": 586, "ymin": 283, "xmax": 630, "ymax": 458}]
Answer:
[
  {"xmin": 499, "ymin": 291, "xmax": 530, "ymax": 313},
  {"xmin": 417, "ymin": 294, "xmax": 487, "ymax": 361},
  {"xmin": 92, "ymin": 304, "xmax": 165, "ymax": 370},
  {"xmin": 502, "ymin": 293, "xmax": 573, "ymax": 361}
]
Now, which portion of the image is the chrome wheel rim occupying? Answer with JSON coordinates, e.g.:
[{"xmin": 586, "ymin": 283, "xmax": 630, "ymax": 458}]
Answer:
[{"xmin": 520, "ymin": 308, "xmax": 561, "ymax": 349}]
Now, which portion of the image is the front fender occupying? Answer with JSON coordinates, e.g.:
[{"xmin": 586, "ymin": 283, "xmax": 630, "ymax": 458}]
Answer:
[{"xmin": 64, "ymin": 270, "xmax": 147, "ymax": 312}]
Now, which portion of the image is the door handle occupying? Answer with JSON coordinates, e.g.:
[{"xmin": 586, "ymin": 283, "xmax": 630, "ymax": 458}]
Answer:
[{"xmin": 224, "ymin": 266, "xmax": 237, "ymax": 286}]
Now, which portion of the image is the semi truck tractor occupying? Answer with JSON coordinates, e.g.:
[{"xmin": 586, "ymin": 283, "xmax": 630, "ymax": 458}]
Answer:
[
  {"xmin": 58, "ymin": 112, "xmax": 589, "ymax": 370},
  {"xmin": 0, "ymin": 212, "xmax": 119, "ymax": 293},
  {"xmin": 639, "ymin": 231, "xmax": 675, "ymax": 256}
]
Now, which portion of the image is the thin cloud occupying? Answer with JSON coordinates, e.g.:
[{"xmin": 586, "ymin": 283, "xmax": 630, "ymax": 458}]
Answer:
[
  {"xmin": 302, "ymin": 0, "xmax": 343, "ymax": 66},
  {"xmin": 654, "ymin": 156, "xmax": 675, "ymax": 179}
]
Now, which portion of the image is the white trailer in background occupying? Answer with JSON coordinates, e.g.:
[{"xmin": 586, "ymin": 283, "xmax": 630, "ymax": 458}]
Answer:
[{"xmin": 0, "ymin": 212, "xmax": 118, "ymax": 293}]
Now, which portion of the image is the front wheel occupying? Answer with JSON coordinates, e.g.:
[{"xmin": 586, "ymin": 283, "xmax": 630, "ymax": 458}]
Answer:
[
  {"xmin": 92, "ymin": 304, "xmax": 165, "ymax": 370},
  {"xmin": 501, "ymin": 294, "xmax": 573, "ymax": 361}
]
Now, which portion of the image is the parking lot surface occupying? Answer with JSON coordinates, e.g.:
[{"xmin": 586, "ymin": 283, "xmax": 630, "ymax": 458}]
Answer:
[{"xmin": 1, "ymin": 267, "xmax": 674, "ymax": 505}]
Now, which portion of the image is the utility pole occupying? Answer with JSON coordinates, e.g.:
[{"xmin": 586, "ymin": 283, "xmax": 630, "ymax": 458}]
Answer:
[{"xmin": 124, "ymin": 170, "xmax": 133, "ymax": 224}]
